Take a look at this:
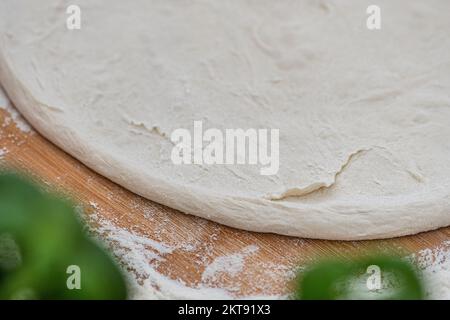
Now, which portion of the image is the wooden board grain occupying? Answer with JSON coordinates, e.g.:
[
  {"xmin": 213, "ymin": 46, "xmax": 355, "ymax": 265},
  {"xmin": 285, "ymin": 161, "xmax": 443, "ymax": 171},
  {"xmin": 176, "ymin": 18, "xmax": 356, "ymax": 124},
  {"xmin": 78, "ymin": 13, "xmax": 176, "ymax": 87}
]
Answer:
[{"xmin": 1, "ymin": 105, "xmax": 449, "ymax": 298}]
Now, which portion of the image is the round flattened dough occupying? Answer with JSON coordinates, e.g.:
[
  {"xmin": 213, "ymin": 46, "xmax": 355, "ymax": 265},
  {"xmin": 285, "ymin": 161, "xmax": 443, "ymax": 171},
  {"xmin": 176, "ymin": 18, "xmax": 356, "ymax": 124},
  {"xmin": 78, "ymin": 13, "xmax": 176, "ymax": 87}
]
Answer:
[{"xmin": 1, "ymin": 0, "xmax": 450, "ymax": 240}]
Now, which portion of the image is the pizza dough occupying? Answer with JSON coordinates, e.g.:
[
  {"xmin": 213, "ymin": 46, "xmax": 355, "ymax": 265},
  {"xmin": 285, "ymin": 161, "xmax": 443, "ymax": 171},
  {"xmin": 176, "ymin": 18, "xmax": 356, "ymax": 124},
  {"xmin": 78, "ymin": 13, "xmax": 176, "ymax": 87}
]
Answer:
[{"xmin": 1, "ymin": 0, "xmax": 450, "ymax": 240}]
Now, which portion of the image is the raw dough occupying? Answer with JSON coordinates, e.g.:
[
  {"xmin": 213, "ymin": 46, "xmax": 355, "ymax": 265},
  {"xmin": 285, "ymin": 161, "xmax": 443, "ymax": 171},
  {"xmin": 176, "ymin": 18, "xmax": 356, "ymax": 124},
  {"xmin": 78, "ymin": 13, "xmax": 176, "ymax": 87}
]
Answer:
[{"xmin": 1, "ymin": 0, "xmax": 450, "ymax": 240}]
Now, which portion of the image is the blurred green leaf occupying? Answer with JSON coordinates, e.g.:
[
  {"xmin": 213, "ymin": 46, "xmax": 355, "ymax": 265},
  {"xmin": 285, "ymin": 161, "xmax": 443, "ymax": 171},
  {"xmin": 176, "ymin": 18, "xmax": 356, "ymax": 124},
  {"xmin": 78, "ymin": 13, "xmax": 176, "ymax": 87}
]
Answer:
[
  {"xmin": 296, "ymin": 255, "xmax": 424, "ymax": 300},
  {"xmin": 0, "ymin": 172, "xmax": 127, "ymax": 299}
]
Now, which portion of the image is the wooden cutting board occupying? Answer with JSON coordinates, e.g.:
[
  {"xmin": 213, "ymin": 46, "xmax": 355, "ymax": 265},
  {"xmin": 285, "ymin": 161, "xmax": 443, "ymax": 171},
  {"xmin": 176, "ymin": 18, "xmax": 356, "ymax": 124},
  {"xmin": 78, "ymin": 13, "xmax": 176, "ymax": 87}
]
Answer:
[{"xmin": 1, "ymin": 105, "xmax": 449, "ymax": 298}]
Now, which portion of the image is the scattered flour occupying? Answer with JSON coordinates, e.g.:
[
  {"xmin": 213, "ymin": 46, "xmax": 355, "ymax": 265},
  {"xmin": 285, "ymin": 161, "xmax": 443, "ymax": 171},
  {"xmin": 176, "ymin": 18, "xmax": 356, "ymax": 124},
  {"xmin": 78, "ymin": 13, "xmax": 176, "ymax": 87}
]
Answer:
[
  {"xmin": 0, "ymin": 147, "xmax": 7, "ymax": 160},
  {"xmin": 88, "ymin": 201, "xmax": 100, "ymax": 211},
  {"xmin": 0, "ymin": 86, "xmax": 32, "ymax": 133},
  {"xmin": 85, "ymin": 203, "xmax": 450, "ymax": 299},
  {"xmin": 201, "ymin": 245, "xmax": 259, "ymax": 284},
  {"xmin": 95, "ymin": 209, "xmax": 450, "ymax": 300},
  {"xmin": 84, "ymin": 203, "xmax": 450, "ymax": 300},
  {"xmin": 411, "ymin": 241, "xmax": 450, "ymax": 300},
  {"xmin": 83, "ymin": 205, "xmax": 283, "ymax": 300}
]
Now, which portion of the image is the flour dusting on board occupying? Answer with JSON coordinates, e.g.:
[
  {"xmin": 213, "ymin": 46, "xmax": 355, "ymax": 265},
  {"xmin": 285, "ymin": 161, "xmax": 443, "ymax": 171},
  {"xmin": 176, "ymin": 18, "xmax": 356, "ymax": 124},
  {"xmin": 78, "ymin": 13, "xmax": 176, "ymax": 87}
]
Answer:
[
  {"xmin": 81, "ymin": 202, "xmax": 289, "ymax": 299},
  {"xmin": 0, "ymin": 191, "xmax": 445, "ymax": 299},
  {"xmin": 82, "ymin": 202, "xmax": 450, "ymax": 300},
  {"xmin": 0, "ymin": 86, "xmax": 32, "ymax": 133},
  {"xmin": 0, "ymin": 147, "xmax": 7, "ymax": 160},
  {"xmin": 410, "ymin": 241, "xmax": 450, "ymax": 299},
  {"xmin": 201, "ymin": 245, "xmax": 259, "ymax": 284}
]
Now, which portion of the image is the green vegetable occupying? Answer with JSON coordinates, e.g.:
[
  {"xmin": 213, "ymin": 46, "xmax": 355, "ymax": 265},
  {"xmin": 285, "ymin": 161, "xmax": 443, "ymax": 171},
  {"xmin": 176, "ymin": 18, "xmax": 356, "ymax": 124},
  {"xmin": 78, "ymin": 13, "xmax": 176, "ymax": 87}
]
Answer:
[
  {"xmin": 0, "ymin": 172, "xmax": 127, "ymax": 299},
  {"xmin": 296, "ymin": 255, "xmax": 424, "ymax": 300}
]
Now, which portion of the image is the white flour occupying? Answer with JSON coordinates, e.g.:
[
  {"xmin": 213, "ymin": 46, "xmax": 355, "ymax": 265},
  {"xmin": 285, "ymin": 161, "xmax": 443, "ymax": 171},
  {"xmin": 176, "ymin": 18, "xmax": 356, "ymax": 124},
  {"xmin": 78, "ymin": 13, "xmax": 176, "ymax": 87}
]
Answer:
[
  {"xmin": 83, "ymin": 202, "xmax": 450, "ymax": 300},
  {"xmin": 82, "ymin": 203, "xmax": 286, "ymax": 299},
  {"xmin": 201, "ymin": 245, "xmax": 259, "ymax": 285},
  {"xmin": 0, "ymin": 147, "xmax": 7, "ymax": 159},
  {"xmin": 0, "ymin": 86, "xmax": 32, "ymax": 133},
  {"xmin": 411, "ymin": 241, "xmax": 450, "ymax": 299}
]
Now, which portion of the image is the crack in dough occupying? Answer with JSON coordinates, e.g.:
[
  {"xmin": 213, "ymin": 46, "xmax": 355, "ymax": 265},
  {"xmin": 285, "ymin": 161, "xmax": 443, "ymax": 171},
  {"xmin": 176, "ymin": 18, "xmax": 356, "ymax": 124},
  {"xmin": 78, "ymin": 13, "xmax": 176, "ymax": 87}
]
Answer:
[
  {"xmin": 266, "ymin": 149, "xmax": 369, "ymax": 200},
  {"xmin": 124, "ymin": 116, "xmax": 172, "ymax": 142}
]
